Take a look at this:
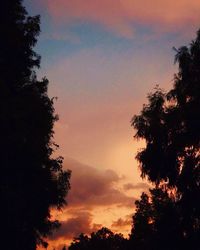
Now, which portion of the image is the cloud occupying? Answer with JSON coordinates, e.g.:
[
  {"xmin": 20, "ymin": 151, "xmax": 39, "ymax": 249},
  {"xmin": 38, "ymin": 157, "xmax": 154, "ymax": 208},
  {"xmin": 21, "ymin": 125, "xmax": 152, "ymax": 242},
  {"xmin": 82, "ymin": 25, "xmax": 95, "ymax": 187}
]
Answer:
[
  {"xmin": 123, "ymin": 182, "xmax": 150, "ymax": 191},
  {"xmin": 111, "ymin": 215, "xmax": 132, "ymax": 229},
  {"xmin": 50, "ymin": 210, "xmax": 102, "ymax": 240},
  {"xmin": 64, "ymin": 158, "xmax": 134, "ymax": 208},
  {"xmin": 46, "ymin": 158, "xmax": 135, "ymax": 243},
  {"xmin": 42, "ymin": 31, "xmax": 81, "ymax": 44},
  {"xmin": 41, "ymin": 0, "xmax": 200, "ymax": 38},
  {"xmin": 42, "ymin": 0, "xmax": 134, "ymax": 38},
  {"xmin": 48, "ymin": 158, "xmax": 135, "ymax": 245}
]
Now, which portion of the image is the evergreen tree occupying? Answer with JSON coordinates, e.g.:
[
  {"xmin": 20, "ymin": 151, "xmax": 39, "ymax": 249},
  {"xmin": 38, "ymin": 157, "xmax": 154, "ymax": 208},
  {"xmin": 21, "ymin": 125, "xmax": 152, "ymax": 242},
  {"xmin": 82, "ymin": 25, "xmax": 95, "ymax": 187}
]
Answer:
[
  {"xmin": 131, "ymin": 29, "xmax": 200, "ymax": 249},
  {"xmin": 0, "ymin": 1, "xmax": 71, "ymax": 249}
]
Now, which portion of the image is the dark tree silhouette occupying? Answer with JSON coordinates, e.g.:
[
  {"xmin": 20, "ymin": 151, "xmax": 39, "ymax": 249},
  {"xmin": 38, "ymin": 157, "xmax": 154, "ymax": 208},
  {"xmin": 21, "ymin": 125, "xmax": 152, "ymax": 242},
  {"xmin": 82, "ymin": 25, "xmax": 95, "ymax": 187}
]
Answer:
[
  {"xmin": 131, "ymin": 29, "xmax": 200, "ymax": 249},
  {"xmin": 69, "ymin": 227, "xmax": 128, "ymax": 250},
  {"xmin": 0, "ymin": 1, "xmax": 70, "ymax": 249},
  {"xmin": 129, "ymin": 188, "xmax": 182, "ymax": 250}
]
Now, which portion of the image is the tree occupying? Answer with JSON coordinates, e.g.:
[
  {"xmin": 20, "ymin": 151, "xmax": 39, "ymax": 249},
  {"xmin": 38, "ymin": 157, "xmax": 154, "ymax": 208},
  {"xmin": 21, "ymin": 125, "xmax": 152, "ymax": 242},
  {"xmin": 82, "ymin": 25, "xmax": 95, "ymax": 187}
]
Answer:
[
  {"xmin": 0, "ymin": 1, "xmax": 71, "ymax": 249},
  {"xmin": 131, "ymin": 29, "xmax": 200, "ymax": 249},
  {"xmin": 130, "ymin": 192, "xmax": 153, "ymax": 250},
  {"xmin": 69, "ymin": 227, "xmax": 127, "ymax": 250},
  {"xmin": 129, "ymin": 188, "xmax": 181, "ymax": 250}
]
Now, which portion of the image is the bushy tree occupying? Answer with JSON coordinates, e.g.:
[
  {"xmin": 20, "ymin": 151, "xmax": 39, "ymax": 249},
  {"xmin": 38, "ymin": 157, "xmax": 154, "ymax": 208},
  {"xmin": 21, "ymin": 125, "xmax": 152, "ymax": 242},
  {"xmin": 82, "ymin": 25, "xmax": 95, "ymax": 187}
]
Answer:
[
  {"xmin": 0, "ymin": 1, "xmax": 70, "ymax": 249},
  {"xmin": 69, "ymin": 227, "xmax": 127, "ymax": 250},
  {"xmin": 129, "ymin": 188, "xmax": 181, "ymax": 250},
  {"xmin": 131, "ymin": 29, "xmax": 200, "ymax": 249}
]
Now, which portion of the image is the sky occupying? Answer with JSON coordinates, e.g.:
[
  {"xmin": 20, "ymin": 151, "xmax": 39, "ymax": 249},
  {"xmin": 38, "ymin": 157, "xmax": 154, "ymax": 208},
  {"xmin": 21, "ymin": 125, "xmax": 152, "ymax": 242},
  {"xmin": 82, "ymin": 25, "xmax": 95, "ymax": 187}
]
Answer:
[{"xmin": 24, "ymin": 0, "xmax": 200, "ymax": 249}]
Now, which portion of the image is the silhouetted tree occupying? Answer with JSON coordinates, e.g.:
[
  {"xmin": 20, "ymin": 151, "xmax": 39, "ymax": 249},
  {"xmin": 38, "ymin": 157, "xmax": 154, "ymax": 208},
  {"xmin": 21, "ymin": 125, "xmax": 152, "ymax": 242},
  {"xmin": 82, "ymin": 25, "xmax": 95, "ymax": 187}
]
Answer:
[
  {"xmin": 129, "ymin": 188, "xmax": 181, "ymax": 250},
  {"xmin": 0, "ymin": 1, "xmax": 70, "ymax": 249},
  {"xmin": 129, "ymin": 192, "xmax": 153, "ymax": 250},
  {"xmin": 131, "ymin": 29, "xmax": 200, "ymax": 249},
  {"xmin": 69, "ymin": 227, "xmax": 128, "ymax": 250}
]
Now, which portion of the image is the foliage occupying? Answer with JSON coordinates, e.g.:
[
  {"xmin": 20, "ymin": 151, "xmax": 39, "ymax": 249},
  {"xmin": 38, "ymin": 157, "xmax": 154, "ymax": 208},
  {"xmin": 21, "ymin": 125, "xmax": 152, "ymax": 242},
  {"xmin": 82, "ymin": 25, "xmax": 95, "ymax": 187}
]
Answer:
[
  {"xmin": 129, "ymin": 188, "xmax": 181, "ymax": 250},
  {"xmin": 68, "ymin": 227, "xmax": 128, "ymax": 250},
  {"xmin": 0, "ymin": 1, "xmax": 71, "ymax": 249},
  {"xmin": 131, "ymin": 29, "xmax": 200, "ymax": 249}
]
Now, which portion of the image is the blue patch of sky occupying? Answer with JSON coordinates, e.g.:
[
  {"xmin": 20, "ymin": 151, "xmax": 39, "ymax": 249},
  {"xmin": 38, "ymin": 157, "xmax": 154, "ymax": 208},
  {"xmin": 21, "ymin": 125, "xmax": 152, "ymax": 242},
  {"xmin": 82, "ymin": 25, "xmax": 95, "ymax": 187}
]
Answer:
[
  {"xmin": 36, "ymin": 21, "xmax": 177, "ymax": 67},
  {"xmin": 24, "ymin": 0, "xmax": 180, "ymax": 76}
]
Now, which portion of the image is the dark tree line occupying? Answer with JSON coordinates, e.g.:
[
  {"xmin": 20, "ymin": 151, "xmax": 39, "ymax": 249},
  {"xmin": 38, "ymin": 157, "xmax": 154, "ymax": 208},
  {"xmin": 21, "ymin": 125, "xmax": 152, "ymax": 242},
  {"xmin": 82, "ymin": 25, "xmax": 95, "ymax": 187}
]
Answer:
[
  {"xmin": 69, "ymin": 227, "xmax": 128, "ymax": 250},
  {"xmin": 68, "ymin": 29, "xmax": 200, "ymax": 250},
  {"xmin": 0, "ymin": 1, "xmax": 70, "ymax": 249}
]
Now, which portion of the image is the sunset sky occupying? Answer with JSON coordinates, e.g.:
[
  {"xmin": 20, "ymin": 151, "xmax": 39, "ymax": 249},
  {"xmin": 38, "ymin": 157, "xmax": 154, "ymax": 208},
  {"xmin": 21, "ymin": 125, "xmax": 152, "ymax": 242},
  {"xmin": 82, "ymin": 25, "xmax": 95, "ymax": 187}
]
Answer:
[{"xmin": 25, "ymin": 1, "xmax": 200, "ymax": 249}]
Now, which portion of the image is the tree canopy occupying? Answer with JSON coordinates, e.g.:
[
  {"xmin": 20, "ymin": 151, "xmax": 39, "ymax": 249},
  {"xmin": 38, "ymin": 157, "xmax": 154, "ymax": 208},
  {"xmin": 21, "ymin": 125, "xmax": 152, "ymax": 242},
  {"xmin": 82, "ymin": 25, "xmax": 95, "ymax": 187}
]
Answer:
[
  {"xmin": 131, "ymin": 29, "xmax": 200, "ymax": 249},
  {"xmin": 0, "ymin": 1, "xmax": 70, "ymax": 249},
  {"xmin": 69, "ymin": 227, "xmax": 127, "ymax": 250},
  {"xmin": 129, "ymin": 188, "xmax": 181, "ymax": 250}
]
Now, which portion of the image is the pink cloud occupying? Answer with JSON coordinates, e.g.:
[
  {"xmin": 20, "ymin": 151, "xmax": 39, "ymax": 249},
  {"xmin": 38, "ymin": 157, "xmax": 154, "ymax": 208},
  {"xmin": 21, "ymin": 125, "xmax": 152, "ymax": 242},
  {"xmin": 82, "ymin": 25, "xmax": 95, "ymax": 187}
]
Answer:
[
  {"xmin": 43, "ymin": 0, "xmax": 134, "ymax": 38},
  {"xmin": 64, "ymin": 158, "xmax": 134, "ymax": 208},
  {"xmin": 46, "ymin": 158, "xmax": 135, "ymax": 248},
  {"xmin": 50, "ymin": 211, "xmax": 102, "ymax": 240},
  {"xmin": 42, "ymin": 0, "xmax": 200, "ymax": 37}
]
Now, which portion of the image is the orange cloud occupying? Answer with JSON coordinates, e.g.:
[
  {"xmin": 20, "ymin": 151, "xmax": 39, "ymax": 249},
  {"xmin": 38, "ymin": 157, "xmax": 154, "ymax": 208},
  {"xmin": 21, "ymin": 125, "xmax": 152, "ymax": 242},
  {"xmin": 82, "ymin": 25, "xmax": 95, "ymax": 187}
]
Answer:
[
  {"xmin": 123, "ymin": 182, "xmax": 150, "ymax": 191},
  {"xmin": 42, "ymin": 0, "xmax": 200, "ymax": 37},
  {"xmin": 111, "ymin": 215, "xmax": 132, "ymax": 229}
]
